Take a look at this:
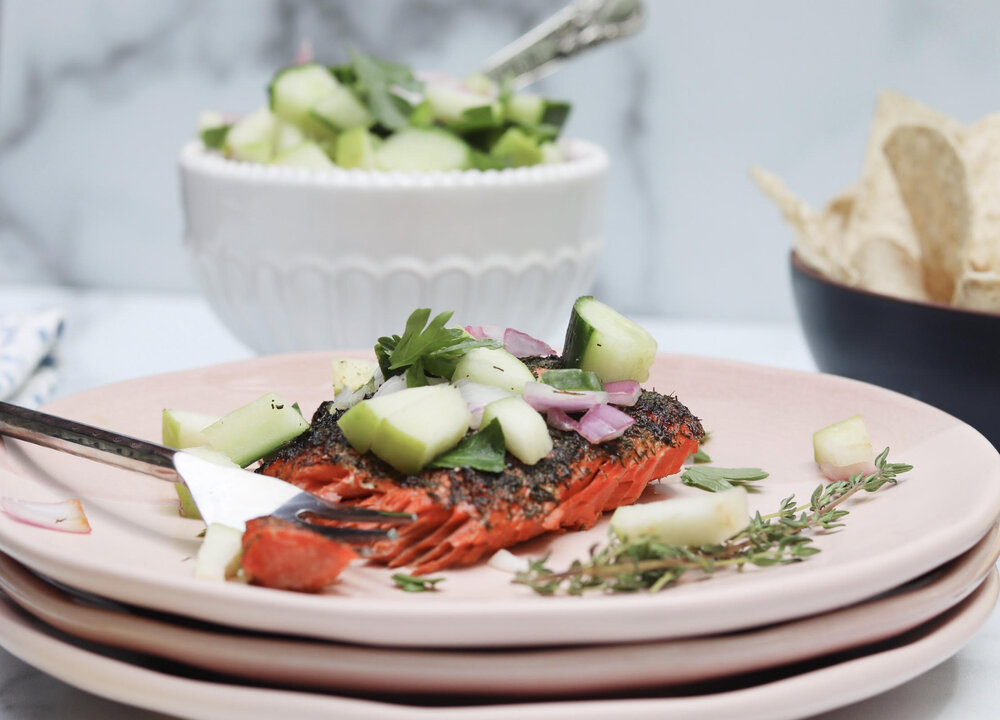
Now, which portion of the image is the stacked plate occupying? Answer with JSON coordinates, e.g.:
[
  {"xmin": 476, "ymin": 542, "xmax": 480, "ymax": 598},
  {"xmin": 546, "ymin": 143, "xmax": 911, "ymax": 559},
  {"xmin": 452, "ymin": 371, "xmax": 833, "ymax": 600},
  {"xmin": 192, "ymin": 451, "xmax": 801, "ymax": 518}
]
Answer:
[{"xmin": 1, "ymin": 354, "xmax": 999, "ymax": 720}]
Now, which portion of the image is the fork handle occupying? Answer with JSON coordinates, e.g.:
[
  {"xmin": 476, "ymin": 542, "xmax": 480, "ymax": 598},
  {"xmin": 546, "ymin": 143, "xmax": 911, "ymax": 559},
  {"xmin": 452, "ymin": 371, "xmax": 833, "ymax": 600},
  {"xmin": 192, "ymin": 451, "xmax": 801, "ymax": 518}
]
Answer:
[{"xmin": 0, "ymin": 400, "xmax": 179, "ymax": 482}]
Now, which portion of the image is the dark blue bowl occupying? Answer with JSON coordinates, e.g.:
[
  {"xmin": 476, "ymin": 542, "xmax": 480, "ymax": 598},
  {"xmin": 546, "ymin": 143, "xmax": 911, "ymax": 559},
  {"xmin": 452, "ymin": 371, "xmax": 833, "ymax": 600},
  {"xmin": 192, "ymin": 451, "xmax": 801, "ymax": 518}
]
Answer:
[{"xmin": 790, "ymin": 252, "xmax": 1000, "ymax": 448}]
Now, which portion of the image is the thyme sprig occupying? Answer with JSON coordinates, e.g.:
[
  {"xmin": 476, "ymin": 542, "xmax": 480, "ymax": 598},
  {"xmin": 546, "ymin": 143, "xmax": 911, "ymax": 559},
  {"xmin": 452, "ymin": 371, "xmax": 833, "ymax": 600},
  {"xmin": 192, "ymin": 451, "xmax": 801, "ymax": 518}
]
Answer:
[{"xmin": 515, "ymin": 448, "xmax": 912, "ymax": 595}]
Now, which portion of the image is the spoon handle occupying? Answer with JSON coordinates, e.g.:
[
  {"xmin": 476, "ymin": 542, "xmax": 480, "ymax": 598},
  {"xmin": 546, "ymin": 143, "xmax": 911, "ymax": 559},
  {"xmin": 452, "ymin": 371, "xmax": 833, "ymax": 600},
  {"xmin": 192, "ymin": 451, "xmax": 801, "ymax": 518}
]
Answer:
[{"xmin": 481, "ymin": 0, "xmax": 645, "ymax": 89}]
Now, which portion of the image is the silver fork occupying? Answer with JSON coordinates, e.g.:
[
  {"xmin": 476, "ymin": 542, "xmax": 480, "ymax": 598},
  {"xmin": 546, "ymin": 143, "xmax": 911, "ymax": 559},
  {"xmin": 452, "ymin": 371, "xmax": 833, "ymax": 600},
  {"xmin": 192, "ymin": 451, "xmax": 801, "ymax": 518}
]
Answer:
[{"xmin": 0, "ymin": 400, "xmax": 414, "ymax": 542}]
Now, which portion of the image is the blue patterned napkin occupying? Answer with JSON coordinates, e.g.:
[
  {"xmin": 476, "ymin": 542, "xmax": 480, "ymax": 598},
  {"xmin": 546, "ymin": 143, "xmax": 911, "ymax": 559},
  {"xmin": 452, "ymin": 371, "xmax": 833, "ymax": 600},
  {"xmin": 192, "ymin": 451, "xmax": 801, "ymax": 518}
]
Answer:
[{"xmin": 0, "ymin": 309, "xmax": 65, "ymax": 407}]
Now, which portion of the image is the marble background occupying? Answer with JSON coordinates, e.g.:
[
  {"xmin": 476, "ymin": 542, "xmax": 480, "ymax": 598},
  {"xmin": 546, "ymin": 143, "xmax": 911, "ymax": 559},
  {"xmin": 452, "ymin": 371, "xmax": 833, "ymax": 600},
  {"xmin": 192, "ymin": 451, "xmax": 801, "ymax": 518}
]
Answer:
[{"xmin": 1, "ymin": 0, "xmax": 999, "ymax": 321}]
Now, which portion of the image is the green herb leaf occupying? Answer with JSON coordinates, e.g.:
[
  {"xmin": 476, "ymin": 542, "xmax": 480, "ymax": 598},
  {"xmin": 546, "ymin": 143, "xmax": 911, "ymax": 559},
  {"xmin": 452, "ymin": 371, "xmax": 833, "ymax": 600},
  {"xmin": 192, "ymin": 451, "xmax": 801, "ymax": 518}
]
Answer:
[
  {"xmin": 680, "ymin": 466, "xmax": 768, "ymax": 493},
  {"xmin": 514, "ymin": 448, "xmax": 911, "ymax": 596},
  {"xmin": 429, "ymin": 419, "xmax": 506, "ymax": 473},
  {"xmin": 687, "ymin": 448, "xmax": 712, "ymax": 464},
  {"xmin": 200, "ymin": 124, "xmax": 231, "ymax": 150},
  {"xmin": 392, "ymin": 573, "xmax": 445, "ymax": 592},
  {"xmin": 349, "ymin": 50, "xmax": 422, "ymax": 131},
  {"xmin": 540, "ymin": 369, "xmax": 603, "ymax": 391},
  {"xmin": 374, "ymin": 308, "xmax": 501, "ymax": 386}
]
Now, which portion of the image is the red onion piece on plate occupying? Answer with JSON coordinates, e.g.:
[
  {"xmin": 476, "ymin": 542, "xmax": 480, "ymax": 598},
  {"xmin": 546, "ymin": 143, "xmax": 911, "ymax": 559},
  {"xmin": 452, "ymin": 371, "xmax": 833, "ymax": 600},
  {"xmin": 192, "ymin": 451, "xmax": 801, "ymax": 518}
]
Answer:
[
  {"xmin": 546, "ymin": 408, "xmax": 580, "ymax": 432},
  {"xmin": 604, "ymin": 380, "xmax": 641, "ymax": 406},
  {"xmin": 577, "ymin": 404, "xmax": 635, "ymax": 443},
  {"xmin": 523, "ymin": 382, "xmax": 608, "ymax": 413},
  {"xmin": 503, "ymin": 328, "xmax": 557, "ymax": 358},
  {"xmin": 0, "ymin": 497, "xmax": 91, "ymax": 534}
]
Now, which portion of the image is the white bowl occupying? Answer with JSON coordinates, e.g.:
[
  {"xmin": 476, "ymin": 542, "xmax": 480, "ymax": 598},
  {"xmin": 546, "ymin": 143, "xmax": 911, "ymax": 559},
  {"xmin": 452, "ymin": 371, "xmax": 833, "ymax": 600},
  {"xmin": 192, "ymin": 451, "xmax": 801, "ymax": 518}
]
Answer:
[{"xmin": 178, "ymin": 140, "xmax": 609, "ymax": 353}]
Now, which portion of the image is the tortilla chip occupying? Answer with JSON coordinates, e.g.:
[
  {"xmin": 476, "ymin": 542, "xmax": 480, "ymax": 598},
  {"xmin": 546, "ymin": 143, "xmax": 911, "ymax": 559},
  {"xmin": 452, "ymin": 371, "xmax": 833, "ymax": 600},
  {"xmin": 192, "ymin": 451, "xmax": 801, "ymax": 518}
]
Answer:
[
  {"xmin": 843, "ymin": 92, "xmax": 963, "ymax": 264},
  {"xmin": 849, "ymin": 236, "xmax": 929, "ymax": 302},
  {"xmin": 750, "ymin": 166, "xmax": 853, "ymax": 282},
  {"xmin": 954, "ymin": 271, "xmax": 1000, "ymax": 313},
  {"xmin": 883, "ymin": 124, "xmax": 969, "ymax": 303},
  {"xmin": 963, "ymin": 113, "xmax": 1000, "ymax": 273}
]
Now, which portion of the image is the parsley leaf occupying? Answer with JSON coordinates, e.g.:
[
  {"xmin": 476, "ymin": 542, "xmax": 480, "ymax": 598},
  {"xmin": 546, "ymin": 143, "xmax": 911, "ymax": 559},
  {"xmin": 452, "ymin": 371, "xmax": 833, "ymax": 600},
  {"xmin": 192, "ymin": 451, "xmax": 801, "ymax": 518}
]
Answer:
[
  {"xmin": 349, "ymin": 49, "xmax": 422, "ymax": 131},
  {"xmin": 375, "ymin": 308, "xmax": 501, "ymax": 386},
  {"xmin": 680, "ymin": 466, "xmax": 768, "ymax": 493},
  {"xmin": 429, "ymin": 419, "xmax": 507, "ymax": 473}
]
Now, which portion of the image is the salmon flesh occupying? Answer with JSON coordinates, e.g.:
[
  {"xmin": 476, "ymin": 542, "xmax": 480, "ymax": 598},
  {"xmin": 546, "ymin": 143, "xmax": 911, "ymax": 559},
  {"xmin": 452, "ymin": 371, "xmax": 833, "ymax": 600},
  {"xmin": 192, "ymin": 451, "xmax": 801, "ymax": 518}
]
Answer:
[{"xmin": 254, "ymin": 383, "xmax": 703, "ymax": 585}]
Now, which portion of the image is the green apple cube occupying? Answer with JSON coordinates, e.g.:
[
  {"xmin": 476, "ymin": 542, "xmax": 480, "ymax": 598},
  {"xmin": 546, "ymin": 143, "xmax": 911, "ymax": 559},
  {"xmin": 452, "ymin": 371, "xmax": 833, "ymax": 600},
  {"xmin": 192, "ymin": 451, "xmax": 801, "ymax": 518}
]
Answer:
[
  {"xmin": 337, "ymin": 385, "xmax": 439, "ymax": 453},
  {"xmin": 813, "ymin": 414, "xmax": 875, "ymax": 480},
  {"xmin": 451, "ymin": 347, "xmax": 536, "ymax": 393},
  {"xmin": 200, "ymin": 393, "xmax": 310, "ymax": 467},
  {"xmin": 481, "ymin": 396, "xmax": 552, "ymax": 466},
  {"xmin": 161, "ymin": 409, "xmax": 221, "ymax": 449},
  {"xmin": 368, "ymin": 385, "xmax": 471, "ymax": 475},
  {"xmin": 611, "ymin": 487, "xmax": 749, "ymax": 545}
]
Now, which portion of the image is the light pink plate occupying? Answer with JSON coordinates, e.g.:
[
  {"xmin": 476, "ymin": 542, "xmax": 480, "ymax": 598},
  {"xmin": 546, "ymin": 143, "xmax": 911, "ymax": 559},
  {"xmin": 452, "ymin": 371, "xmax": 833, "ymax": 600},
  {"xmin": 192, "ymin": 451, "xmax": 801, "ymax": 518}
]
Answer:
[
  {"xmin": 0, "ymin": 521, "xmax": 996, "ymax": 697},
  {"xmin": 0, "ymin": 353, "xmax": 998, "ymax": 648},
  {"xmin": 0, "ymin": 570, "xmax": 994, "ymax": 720}
]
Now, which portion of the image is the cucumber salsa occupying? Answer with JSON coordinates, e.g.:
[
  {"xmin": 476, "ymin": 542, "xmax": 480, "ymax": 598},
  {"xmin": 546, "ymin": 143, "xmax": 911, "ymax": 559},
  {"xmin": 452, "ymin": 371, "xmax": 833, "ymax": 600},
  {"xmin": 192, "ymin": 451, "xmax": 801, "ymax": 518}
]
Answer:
[{"xmin": 197, "ymin": 50, "xmax": 572, "ymax": 172}]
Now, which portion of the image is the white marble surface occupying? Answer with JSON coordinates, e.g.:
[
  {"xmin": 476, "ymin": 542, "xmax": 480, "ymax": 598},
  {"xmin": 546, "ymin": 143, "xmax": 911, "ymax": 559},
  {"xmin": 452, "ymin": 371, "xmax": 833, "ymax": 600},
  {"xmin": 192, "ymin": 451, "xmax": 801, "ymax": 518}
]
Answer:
[
  {"xmin": 0, "ymin": 284, "xmax": 996, "ymax": 719},
  {"xmin": 3, "ymin": 1, "xmax": 1000, "ymax": 322}
]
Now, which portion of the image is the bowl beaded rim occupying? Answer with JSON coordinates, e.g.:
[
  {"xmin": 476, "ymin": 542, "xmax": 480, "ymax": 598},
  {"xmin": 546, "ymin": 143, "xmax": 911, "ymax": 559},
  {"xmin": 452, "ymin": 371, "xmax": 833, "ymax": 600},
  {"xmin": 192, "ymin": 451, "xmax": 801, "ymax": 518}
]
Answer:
[{"xmin": 179, "ymin": 138, "xmax": 609, "ymax": 189}]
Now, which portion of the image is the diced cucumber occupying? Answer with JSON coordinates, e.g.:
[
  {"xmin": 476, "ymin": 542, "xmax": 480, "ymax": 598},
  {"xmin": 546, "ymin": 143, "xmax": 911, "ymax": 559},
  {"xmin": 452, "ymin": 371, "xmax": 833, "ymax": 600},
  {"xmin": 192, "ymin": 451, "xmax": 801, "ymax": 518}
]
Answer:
[
  {"xmin": 505, "ymin": 93, "xmax": 547, "ymax": 126},
  {"xmin": 194, "ymin": 522, "xmax": 244, "ymax": 581},
  {"xmin": 274, "ymin": 141, "xmax": 336, "ymax": 169},
  {"xmin": 161, "ymin": 409, "xmax": 220, "ymax": 449},
  {"xmin": 562, "ymin": 296, "xmax": 658, "ymax": 383},
  {"xmin": 490, "ymin": 127, "xmax": 543, "ymax": 167},
  {"xmin": 200, "ymin": 393, "xmax": 310, "ymax": 467},
  {"xmin": 539, "ymin": 369, "xmax": 604, "ymax": 391},
  {"xmin": 451, "ymin": 347, "xmax": 536, "ymax": 393},
  {"xmin": 813, "ymin": 415, "xmax": 875, "ymax": 480},
  {"xmin": 462, "ymin": 73, "xmax": 499, "ymax": 97},
  {"xmin": 224, "ymin": 106, "xmax": 277, "ymax": 163},
  {"xmin": 332, "ymin": 357, "xmax": 378, "ymax": 394},
  {"xmin": 611, "ymin": 487, "xmax": 749, "ymax": 545},
  {"xmin": 269, "ymin": 63, "xmax": 341, "ymax": 140},
  {"xmin": 174, "ymin": 483, "xmax": 201, "ymax": 519},
  {"xmin": 540, "ymin": 141, "xmax": 566, "ymax": 164},
  {"xmin": 425, "ymin": 83, "xmax": 499, "ymax": 124},
  {"xmin": 335, "ymin": 127, "xmax": 380, "ymax": 169},
  {"xmin": 337, "ymin": 385, "xmax": 439, "ymax": 453},
  {"xmin": 310, "ymin": 84, "xmax": 372, "ymax": 131},
  {"xmin": 183, "ymin": 445, "xmax": 241, "ymax": 468},
  {"xmin": 481, "ymin": 396, "xmax": 552, "ymax": 465},
  {"xmin": 273, "ymin": 120, "xmax": 307, "ymax": 155},
  {"xmin": 375, "ymin": 128, "xmax": 471, "ymax": 172},
  {"xmin": 369, "ymin": 385, "xmax": 471, "ymax": 474}
]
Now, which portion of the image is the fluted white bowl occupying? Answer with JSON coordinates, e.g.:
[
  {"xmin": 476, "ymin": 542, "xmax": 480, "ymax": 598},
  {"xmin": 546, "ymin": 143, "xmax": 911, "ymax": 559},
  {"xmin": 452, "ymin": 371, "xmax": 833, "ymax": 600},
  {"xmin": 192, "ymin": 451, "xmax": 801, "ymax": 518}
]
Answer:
[{"xmin": 179, "ymin": 140, "xmax": 609, "ymax": 353}]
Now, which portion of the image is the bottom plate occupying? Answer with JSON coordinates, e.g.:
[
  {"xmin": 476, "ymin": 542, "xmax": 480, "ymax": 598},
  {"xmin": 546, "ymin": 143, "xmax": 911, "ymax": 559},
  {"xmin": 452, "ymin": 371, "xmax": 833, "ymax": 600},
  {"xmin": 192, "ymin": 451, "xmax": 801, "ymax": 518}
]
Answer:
[
  {"xmin": 1, "ymin": 522, "xmax": 998, "ymax": 697},
  {"xmin": 0, "ymin": 569, "xmax": 995, "ymax": 720}
]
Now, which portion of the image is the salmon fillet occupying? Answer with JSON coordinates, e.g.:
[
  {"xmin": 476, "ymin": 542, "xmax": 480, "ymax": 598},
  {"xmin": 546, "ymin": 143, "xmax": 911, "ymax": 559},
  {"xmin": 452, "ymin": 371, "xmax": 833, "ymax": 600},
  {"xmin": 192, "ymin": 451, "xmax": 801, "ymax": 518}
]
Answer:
[{"xmin": 257, "ymin": 386, "xmax": 703, "ymax": 583}]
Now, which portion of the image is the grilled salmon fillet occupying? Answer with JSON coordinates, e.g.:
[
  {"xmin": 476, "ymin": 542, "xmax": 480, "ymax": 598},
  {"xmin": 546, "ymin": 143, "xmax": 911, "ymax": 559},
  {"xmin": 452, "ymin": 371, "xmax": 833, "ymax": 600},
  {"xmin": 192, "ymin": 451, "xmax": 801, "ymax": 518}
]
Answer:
[{"xmin": 254, "ymin": 385, "xmax": 703, "ymax": 586}]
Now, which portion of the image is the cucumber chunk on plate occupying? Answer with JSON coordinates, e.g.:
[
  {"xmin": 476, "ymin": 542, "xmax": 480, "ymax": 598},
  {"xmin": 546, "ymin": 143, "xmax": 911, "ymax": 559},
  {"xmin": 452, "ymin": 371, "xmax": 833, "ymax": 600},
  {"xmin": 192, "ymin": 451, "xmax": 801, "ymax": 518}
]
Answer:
[
  {"xmin": 369, "ymin": 385, "xmax": 471, "ymax": 475},
  {"xmin": 194, "ymin": 523, "xmax": 244, "ymax": 581},
  {"xmin": 224, "ymin": 107, "xmax": 277, "ymax": 163},
  {"xmin": 813, "ymin": 414, "xmax": 875, "ymax": 480},
  {"xmin": 481, "ymin": 396, "xmax": 552, "ymax": 466},
  {"xmin": 611, "ymin": 487, "xmax": 749, "ymax": 545},
  {"xmin": 375, "ymin": 128, "xmax": 472, "ymax": 172},
  {"xmin": 562, "ymin": 296, "xmax": 658, "ymax": 383},
  {"xmin": 451, "ymin": 347, "xmax": 536, "ymax": 393},
  {"xmin": 338, "ymin": 385, "xmax": 439, "ymax": 453},
  {"xmin": 200, "ymin": 392, "xmax": 310, "ymax": 467},
  {"xmin": 491, "ymin": 127, "xmax": 543, "ymax": 167},
  {"xmin": 310, "ymin": 85, "xmax": 373, "ymax": 131},
  {"xmin": 161, "ymin": 409, "xmax": 221, "ymax": 449}
]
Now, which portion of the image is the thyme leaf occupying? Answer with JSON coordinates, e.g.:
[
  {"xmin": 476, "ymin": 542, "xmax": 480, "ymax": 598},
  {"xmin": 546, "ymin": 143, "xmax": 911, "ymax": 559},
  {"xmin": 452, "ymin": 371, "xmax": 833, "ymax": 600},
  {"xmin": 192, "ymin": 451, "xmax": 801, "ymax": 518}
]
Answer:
[
  {"xmin": 680, "ymin": 466, "xmax": 768, "ymax": 493},
  {"xmin": 515, "ymin": 448, "xmax": 912, "ymax": 595},
  {"xmin": 392, "ymin": 573, "xmax": 445, "ymax": 592}
]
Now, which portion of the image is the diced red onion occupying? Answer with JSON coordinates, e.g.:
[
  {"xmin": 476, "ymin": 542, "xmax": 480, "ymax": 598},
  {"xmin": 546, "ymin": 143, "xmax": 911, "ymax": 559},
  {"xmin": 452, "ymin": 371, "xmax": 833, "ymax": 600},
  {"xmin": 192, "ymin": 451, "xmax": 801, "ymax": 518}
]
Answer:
[
  {"xmin": 577, "ymin": 404, "xmax": 635, "ymax": 444},
  {"xmin": 294, "ymin": 39, "xmax": 314, "ymax": 65},
  {"xmin": 523, "ymin": 382, "xmax": 608, "ymax": 413},
  {"xmin": 373, "ymin": 374, "xmax": 407, "ymax": 398},
  {"xmin": 464, "ymin": 325, "xmax": 504, "ymax": 340},
  {"xmin": 604, "ymin": 380, "xmax": 641, "ymax": 406},
  {"xmin": 454, "ymin": 379, "xmax": 513, "ymax": 429},
  {"xmin": 1, "ymin": 497, "xmax": 91, "ymax": 534},
  {"xmin": 503, "ymin": 328, "xmax": 557, "ymax": 358},
  {"xmin": 546, "ymin": 408, "xmax": 579, "ymax": 432}
]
